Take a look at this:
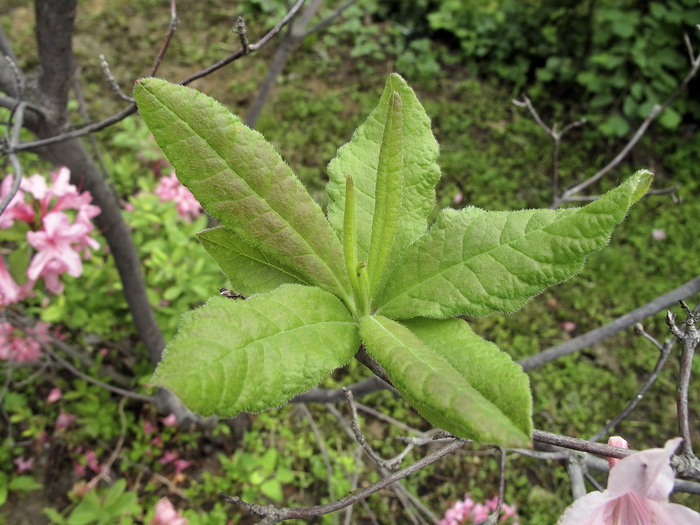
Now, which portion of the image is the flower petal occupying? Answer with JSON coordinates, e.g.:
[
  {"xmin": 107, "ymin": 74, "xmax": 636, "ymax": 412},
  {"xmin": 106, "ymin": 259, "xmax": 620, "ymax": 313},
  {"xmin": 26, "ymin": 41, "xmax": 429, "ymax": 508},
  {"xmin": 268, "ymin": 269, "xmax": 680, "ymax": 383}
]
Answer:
[
  {"xmin": 557, "ymin": 491, "xmax": 610, "ymax": 525},
  {"xmin": 608, "ymin": 437, "xmax": 682, "ymax": 500}
]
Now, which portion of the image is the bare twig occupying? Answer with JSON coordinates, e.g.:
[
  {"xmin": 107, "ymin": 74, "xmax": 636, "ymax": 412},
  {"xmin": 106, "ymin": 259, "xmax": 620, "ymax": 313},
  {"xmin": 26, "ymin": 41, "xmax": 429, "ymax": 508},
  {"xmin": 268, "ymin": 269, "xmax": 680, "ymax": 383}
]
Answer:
[
  {"xmin": 234, "ymin": 16, "xmax": 250, "ymax": 54},
  {"xmin": 0, "ymin": 100, "xmax": 25, "ymax": 216},
  {"xmin": 297, "ymin": 403, "xmax": 339, "ymax": 524},
  {"xmin": 512, "ymin": 94, "xmax": 585, "ymax": 199},
  {"xmin": 86, "ymin": 397, "xmax": 128, "ymax": 490},
  {"xmin": 533, "ymin": 429, "xmax": 634, "ymax": 461},
  {"xmin": 666, "ymin": 301, "xmax": 699, "ymax": 457},
  {"xmin": 10, "ymin": 317, "xmax": 154, "ymax": 403},
  {"xmin": 5, "ymin": 0, "xmax": 306, "ymax": 153},
  {"xmin": 292, "ymin": 375, "xmax": 393, "ymax": 403},
  {"xmin": 182, "ymin": 0, "xmax": 306, "ymax": 86},
  {"xmin": 566, "ymin": 452, "xmax": 588, "ymax": 500},
  {"xmin": 555, "ymin": 48, "xmax": 700, "ymax": 206},
  {"xmin": 343, "ymin": 388, "xmax": 389, "ymax": 469},
  {"xmin": 494, "ymin": 447, "xmax": 507, "ymax": 520},
  {"xmin": 221, "ymin": 438, "xmax": 467, "ymax": 524},
  {"xmin": 519, "ymin": 275, "xmax": 700, "ymax": 371},
  {"xmin": 354, "ymin": 401, "xmax": 428, "ymax": 437},
  {"xmin": 301, "ymin": 0, "xmax": 359, "ymax": 39},
  {"xmin": 99, "ymin": 55, "xmax": 135, "ymax": 103},
  {"xmin": 589, "ymin": 323, "xmax": 675, "ymax": 442},
  {"xmin": 149, "ymin": 0, "xmax": 179, "ymax": 76}
]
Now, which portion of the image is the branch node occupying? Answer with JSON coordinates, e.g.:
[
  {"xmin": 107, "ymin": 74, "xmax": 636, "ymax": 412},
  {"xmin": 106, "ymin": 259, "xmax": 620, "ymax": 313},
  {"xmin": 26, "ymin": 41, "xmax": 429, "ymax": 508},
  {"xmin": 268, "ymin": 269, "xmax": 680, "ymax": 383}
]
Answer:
[{"xmin": 234, "ymin": 16, "xmax": 251, "ymax": 54}]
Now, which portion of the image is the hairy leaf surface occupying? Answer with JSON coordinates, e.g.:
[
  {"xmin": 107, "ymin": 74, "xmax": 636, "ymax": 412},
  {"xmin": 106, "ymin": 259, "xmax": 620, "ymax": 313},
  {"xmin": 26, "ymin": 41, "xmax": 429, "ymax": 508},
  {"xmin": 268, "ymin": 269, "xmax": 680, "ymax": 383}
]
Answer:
[
  {"xmin": 198, "ymin": 226, "xmax": 304, "ymax": 296},
  {"xmin": 152, "ymin": 284, "xmax": 360, "ymax": 416},
  {"xmin": 402, "ymin": 317, "xmax": 532, "ymax": 439},
  {"xmin": 134, "ymin": 78, "xmax": 351, "ymax": 300},
  {"xmin": 359, "ymin": 315, "xmax": 531, "ymax": 447},
  {"xmin": 377, "ymin": 170, "xmax": 652, "ymax": 319},
  {"xmin": 327, "ymin": 74, "xmax": 440, "ymax": 278}
]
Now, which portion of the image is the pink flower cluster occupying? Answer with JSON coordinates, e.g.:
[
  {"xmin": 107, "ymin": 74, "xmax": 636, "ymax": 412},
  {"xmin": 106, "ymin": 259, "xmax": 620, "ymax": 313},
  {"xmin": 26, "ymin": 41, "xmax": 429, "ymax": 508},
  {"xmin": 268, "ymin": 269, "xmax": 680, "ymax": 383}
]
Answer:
[
  {"xmin": 0, "ymin": 168, "xmax": 100, "ymax": 305},
  {"xmin": 154, "ymin": 174, "xmax": 202, "ymax": 221},
  {"xmin": 439, "ymin": 494, "xmax": 519, "ymax": 525},
  {"xmin": 0, "ymin": 320, "xmax": 50, "ymax": 362}
]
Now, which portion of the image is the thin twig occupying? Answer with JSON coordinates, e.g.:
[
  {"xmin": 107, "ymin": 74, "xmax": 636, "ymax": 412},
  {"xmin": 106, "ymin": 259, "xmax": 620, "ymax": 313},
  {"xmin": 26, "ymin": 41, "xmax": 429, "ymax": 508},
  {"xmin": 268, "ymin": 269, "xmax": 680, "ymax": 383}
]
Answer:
[
  {"xmin": 494, "ymin": 447, "xmax": 507, "ymax": 520},
  {"xmin": 292, "ymin": 375, "xmax": 393, "ymax": 403},
  {"xmin": 589, "ymin": 323, "xmax": 675, "ymax": 442},
  {"xmin": 512, "ymin": 94, "xmax": 585, "ymax": 203},
  {"xmin": 666, "ymin": 301, "xmax": 699, "ymax": 457},
  {"xmin": 343, "ymin": 388, "xmax": 389, "ymax": 469},
  {"xmin": 6, "ymin": 0, "xmax": 305, "ymax": 153},
  {"xmin": 221, "ymin": 438, "xmax": 466, "ymax": 523},
  {"xmin": 519, "ymin": 275, "xmax": 700, "ymax": 371},
  {"xmin": 86, "ymin": 397, "xmax": 128, "ymax": 490},
  {"xmin": 566, "ymin": 452, "xmax": 588, "ymax": 500},
  {"xmin": 354, "ymin": 401, "xmax": 428, "ymax": 437},
  {"xmin": 99, "ymin": 55, "xmax": 136, "ymax": 103},
  {"xmin": 234, "ymin": 16, "xmax": 250, "ymax": 54},
  {"xmin": 149, "ymin": 0, "xmax": 179, "ymax": 76},
  {"xmin": 301, "ymin": 0, "xmax": 359, "ymax": 39},
  {"xmin": 181, "ymin": 0, "xmax": 306, "ymax": 85},
  {"xmin": 12, "ymin": 319, "xmax": 154, "ymax": 403},
  {"xmin": 556, "ymin": 49, "xmax": 700, "ymax": 206},
  {"xmin": 297, "ymin": 403, "xmax": 338, "ymax": 524},
  {"xmin": 0, "ymin": 101, "xmax": 25, "ymax": 216}
]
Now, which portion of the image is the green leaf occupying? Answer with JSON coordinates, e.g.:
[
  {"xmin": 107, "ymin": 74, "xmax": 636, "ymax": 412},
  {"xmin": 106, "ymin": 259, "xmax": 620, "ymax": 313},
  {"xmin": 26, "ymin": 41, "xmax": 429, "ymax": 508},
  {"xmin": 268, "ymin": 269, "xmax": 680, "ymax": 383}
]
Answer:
[
  {"xmin": 8, "ymin": 475, "xmax": 42, "ymax": 492},
  {"xmin": 151, "ymin": 284, "xmax": 359, "ymax": 416},
  {"xmin": 134, "ymin": 78, "xmax": 351, "ymax": 300},
  {"xmin": 367, "ymin": 89, "xmax": 404, "ymax": 296},
  {"xmin": 377, "ymin": 170, "xmax": 652, "ymax": 319},
  {"xmin": 327, "ymin": 74, "xmax": 440, "ymax": 281},
  {"xmin": 198, "ymin": 226, "xmax": 304, "ymax": 296},
  {"xmin": 402, "ymin": 317, "xmax": 531, "ymax": 439},
  {"xmin": 359, "ymin": 316, "xmax": 530, "ymax": 446}
]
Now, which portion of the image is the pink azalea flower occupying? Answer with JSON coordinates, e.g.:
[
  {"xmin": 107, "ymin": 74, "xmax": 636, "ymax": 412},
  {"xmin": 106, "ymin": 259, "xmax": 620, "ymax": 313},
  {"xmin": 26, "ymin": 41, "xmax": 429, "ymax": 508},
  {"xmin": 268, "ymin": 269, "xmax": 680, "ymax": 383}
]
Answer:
[
  {"xmin": 154, "ymin": 174, "xmax": 202, "ymax": 221},
  {"xmin": 143, "ymin": 419, "xmax": 157, "ymax": 435},
  {"xmin": 0, "ymin": 320, "xmax": 47, "ymax": 362},
  {"xmin": 652, "ymin": 228, "xmax": 666, "ymax": 241},
  {"xmin": 561, "ymin": 321, "xmax": 577, "ymax": 333},
  {"xmin": 558, "ymin": 437, "xmax": 700, "ymax": 524},
  {"xmin": 173, "ymin": 459, "xmax": 193, "ymax": 475},
  {"xmin": 13, "ymin": 456, "xmax": 34, "ymax": 473},
  {"xmin": 26, "ymin": 211, "xmax": 87, "ymax": 293},
  {"xmin": 439, "ymin": 493, "xmax": 519, "ymax": 525},
  {"xmin": 161, "ymin": 413, "xmax": 178, "ymax": 427},
  {"xmin": 55, "ymin": 412, "xmax": 77, "ymax": 430},
  {"xmin": 84, "ymin": 450, "xmax": 100, "ymax": 473},
  {"xmin": 0, "ymin": 258, "xmax": 34, "ymax": 307},
  {"xmin": 47, "ymin": 388, "xmax": 62, "ymax": 403},
  {"xmin": 0, "ymin": 174, "xmax": 34, "ymax": 228},
  {"xmin": 150, "ymin": 498, "xmax": 188, "ymax": 525},
  {"xmin": 160, "ymin": 450, "xmax": 180, "ymax": 465}
]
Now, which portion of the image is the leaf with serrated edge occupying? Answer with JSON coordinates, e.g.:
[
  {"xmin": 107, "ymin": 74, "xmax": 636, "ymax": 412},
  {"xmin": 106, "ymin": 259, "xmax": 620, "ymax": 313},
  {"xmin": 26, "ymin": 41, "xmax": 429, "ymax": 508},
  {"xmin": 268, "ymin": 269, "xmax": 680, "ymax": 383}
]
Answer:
[
  {"xmin": 327, "ymin": 74, "xmax": 440, "ymax": 278},
  {"xmin": 152, "ymin": 284, "xmax": 360, "ymax": 416},
  {"xmin": 378, "ymin": 170, "xmax": 652, "ymax": 319},
  {"xmin": 134, "ymin": 78, "xmax": 351, "ymax": 300},
  {"xmin": 198, "ymin": 226, "xmax": 305, "ymax": 296},
  {"xmin": 402, "ymin": 317, "xmax": 532, "ymax": 439},
  {"xmin": 359, "ymin": 315, "xmax": 530, "ymax": 446}
]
